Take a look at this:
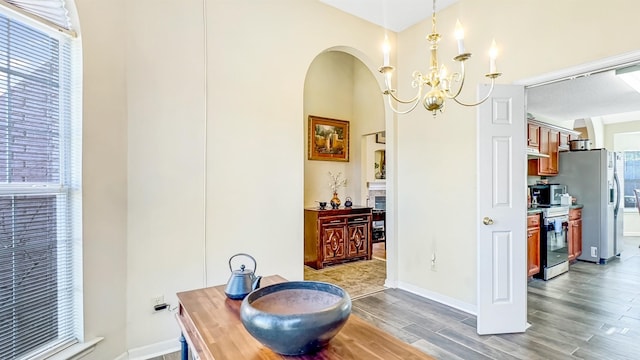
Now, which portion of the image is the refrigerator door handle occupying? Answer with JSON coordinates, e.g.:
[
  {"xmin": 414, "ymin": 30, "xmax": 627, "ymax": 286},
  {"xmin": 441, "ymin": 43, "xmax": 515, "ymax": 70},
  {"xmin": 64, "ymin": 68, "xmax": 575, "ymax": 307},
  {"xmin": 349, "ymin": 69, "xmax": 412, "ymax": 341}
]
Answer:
[{"xmin": 614, "ymin": 172, "xmax": 621, "ymax": 215}]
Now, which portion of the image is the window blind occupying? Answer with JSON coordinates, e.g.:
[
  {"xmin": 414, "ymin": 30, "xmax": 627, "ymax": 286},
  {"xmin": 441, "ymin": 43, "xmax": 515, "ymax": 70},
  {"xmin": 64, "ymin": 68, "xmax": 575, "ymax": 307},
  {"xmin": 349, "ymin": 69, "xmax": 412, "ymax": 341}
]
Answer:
[
  {"xmin": 2, "ymin": 0, "xmax": 72, "ymax": 32},
  {"xmin": 0, "ymin": 8, "xmax": 80, "ymax": 360}
]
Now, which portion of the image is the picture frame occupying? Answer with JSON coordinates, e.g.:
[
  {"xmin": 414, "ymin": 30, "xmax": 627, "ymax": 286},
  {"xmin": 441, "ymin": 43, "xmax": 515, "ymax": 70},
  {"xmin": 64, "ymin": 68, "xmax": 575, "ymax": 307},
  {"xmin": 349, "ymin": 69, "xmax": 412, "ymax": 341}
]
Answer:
[
  {"xmin": 308, "ymin": 115, "xmax": 349, "ymax": 162},
  {"xmin": 375, "ymin": 131, "xmax": 386, "ymax": 144}
]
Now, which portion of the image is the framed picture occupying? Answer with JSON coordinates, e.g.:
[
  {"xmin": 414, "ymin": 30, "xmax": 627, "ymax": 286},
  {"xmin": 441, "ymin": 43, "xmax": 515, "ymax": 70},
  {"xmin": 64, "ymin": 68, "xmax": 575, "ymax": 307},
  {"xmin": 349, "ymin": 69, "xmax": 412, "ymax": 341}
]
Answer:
[
  {"xmin": 376, "ymin": 131, "xmax": 386, "ymax": 144},
  {"xmin": 308, "ymin": 115, "xmax": 349, "ymax": 161}
]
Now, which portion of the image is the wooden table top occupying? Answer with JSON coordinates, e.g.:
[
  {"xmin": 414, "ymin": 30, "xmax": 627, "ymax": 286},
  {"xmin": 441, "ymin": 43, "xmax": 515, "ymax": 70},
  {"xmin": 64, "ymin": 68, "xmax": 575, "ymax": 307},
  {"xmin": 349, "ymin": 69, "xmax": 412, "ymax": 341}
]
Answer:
[{"xmin": 176, "ymin": 275, "xmax": 434, "ymax": 359}]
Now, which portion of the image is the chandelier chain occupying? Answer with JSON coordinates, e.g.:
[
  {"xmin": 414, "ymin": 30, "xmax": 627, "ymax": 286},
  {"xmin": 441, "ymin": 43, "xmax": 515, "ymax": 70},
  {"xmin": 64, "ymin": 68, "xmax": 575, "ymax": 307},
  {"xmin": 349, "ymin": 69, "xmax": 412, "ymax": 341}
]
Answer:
[
  {"xmin": 431, "ymin": 0, "xmax": 437, "ymax": 34},
  {"xmin": 378, "ymin": 0, "xmax": 502, "ymax": 115}
]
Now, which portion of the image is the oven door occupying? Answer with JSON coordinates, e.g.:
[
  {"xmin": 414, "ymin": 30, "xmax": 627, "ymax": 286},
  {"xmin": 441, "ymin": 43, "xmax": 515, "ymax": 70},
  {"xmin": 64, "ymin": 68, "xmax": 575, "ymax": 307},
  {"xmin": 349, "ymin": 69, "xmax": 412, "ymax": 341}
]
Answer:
[{"xmin": 544, "ymin": 215, "xmax": 569, "ymax": 268}]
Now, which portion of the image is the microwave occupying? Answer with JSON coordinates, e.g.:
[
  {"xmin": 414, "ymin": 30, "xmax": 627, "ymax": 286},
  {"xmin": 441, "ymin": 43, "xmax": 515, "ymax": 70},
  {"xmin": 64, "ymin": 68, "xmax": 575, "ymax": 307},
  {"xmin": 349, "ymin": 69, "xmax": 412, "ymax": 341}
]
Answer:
[{"xmin": 530, "ymin": 184, "xmax": 566, "ymax": 206}]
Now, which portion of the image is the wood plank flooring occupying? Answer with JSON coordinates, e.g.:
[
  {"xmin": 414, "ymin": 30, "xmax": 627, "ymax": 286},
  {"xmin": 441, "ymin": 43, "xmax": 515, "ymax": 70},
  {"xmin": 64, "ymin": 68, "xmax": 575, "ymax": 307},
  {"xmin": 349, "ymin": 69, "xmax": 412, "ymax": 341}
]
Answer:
[
  {"xmin": 350, "ymin": 236, "xmax": 640, "ymax": 359},
  {"xmin": 160, "ymin": 237, "xmax": 640, "ymax": 359},
  {"xmin": 373, "ymin": 241, "xmax": 386, "ymax": 260}
]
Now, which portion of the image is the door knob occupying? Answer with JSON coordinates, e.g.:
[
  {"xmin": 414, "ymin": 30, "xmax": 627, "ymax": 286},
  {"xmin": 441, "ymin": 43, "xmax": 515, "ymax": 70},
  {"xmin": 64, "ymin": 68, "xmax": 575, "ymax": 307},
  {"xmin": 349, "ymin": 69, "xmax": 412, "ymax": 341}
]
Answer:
[{"xmin": 482, "ymin": 217, "xmax": 494, "ymax": 225}]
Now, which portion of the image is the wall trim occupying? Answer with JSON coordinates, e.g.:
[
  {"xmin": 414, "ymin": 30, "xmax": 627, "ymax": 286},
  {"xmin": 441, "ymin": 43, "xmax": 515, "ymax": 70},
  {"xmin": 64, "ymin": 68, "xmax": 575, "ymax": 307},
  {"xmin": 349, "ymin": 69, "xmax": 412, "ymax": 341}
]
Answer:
[
  {"xmin": 114, "ymin": 352, "xmax": 128, "ymax": 360},
  {"xmin": 516, "ymin": 50, "xmax": 640, "ymax": 88},
  {"xmin": 127, "ymin": 338, "xmax": 180, "ymax": 360},
  {"xmin": 625, "ymin": 231, "xmax": 640, "ymax": 237},
  {"xmin": 397, "ymin": 281, "xmax": 476, "ymax": 315}
]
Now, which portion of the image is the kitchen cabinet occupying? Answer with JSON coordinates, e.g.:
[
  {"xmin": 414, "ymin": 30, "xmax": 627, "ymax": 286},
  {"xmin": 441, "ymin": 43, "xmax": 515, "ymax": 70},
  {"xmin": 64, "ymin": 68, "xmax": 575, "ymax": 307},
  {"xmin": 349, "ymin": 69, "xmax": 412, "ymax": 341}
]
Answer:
[
  {"xmin": 304, "ymin": 207, "xmax": 372, "ymax": 269},
  {"xmin": 527, "ymin": 213, "xmax": 541, "ymax": 277},
  {"xmin": 568, "ymin": 207, "xmax": 583, "ymax": 261},
  {"xmin": 527, "ymin": 123, "xmax": 540, "ymax": 149},
  {"xmin": 527, "ymin": 120, "xmax": 579, "ymax": 176},
  {"xmin": 559, "ymin": 132, "xmax": 571, "ymax": 151}
]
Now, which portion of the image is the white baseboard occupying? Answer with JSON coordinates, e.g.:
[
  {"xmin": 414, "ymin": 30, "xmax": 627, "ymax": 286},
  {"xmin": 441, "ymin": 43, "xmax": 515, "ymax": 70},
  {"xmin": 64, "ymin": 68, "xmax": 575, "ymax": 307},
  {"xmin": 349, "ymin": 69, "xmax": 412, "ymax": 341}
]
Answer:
[
  {"xmin": 114, "ymin": 352, "xmax": 128, "ymax": 360},
  {"xmin": 396, "ymin": 281, "xmax": 477, "ymax": 315},
  {"xmin": 126, "ymin": 338, "xmax": 181, "ymax": 360},
  {"xmin": 383, "ymin": 278, "xmax": 397, "ymax": 288},
  {"xmin": 624, "ymin": 232, "xmax": 640, "ymax": 237}
]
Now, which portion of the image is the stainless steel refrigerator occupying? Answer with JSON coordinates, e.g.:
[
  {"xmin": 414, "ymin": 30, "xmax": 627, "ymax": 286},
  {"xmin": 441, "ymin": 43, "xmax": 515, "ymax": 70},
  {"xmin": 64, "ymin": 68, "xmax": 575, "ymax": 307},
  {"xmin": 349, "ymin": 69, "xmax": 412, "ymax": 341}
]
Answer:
[{"xmin": 556, "ymin": 149, "xmax": 624, "ymax": 263}]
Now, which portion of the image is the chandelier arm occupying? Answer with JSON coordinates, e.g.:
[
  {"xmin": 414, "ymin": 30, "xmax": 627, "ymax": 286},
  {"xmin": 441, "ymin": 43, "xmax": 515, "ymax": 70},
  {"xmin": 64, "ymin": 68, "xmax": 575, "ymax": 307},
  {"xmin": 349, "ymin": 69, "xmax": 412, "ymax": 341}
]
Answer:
[
  {"xmin": 387, "ymin": 94, "xmax": 422, "ymax": 114},
  {"xmin": 386, "ymin": 88, "xmax": 422, "ymax": 104},
  {"xmin": 451, "ymin": 77, "xmax": 496, "ymax": 107},
  {"xmin": 444, "ymin": 61, "xmax": 467, "ymax": 100}
]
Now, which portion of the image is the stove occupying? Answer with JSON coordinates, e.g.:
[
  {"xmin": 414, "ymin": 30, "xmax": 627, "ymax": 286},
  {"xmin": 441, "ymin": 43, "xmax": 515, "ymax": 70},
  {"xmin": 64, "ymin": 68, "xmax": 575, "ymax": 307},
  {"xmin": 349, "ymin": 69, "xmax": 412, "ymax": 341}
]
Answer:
[
  {"xmin": 534, "ymin": 205, "xmax": 570, "ymax": 280},
  {"xmin": 538, "ymin": 205, "xmax": 570, "ymax": 217}
]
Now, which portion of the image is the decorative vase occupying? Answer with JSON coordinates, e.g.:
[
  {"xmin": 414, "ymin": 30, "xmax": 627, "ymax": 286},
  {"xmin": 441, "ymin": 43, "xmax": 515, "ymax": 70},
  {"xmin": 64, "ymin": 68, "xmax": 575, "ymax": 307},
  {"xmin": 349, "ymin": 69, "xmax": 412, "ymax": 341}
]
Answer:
[{"xmin": 330, "ymin": 192, "xmax": 341, "ymax": 209}]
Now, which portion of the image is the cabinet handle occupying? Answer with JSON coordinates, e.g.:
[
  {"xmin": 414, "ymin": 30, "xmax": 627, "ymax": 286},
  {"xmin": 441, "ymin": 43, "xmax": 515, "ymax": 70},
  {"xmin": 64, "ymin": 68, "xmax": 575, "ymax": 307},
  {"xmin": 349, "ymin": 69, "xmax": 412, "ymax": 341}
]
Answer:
[
  {"xmin": 528, "ymin": 233, "xmax": 532, "ymax": 238},
  {"xmin": 352, "ymin": 218, "xmax": 365, "ymax": 222},
  {"xmin": 329, "ymin": 220, "xmax": 342, "ymax": 224}
]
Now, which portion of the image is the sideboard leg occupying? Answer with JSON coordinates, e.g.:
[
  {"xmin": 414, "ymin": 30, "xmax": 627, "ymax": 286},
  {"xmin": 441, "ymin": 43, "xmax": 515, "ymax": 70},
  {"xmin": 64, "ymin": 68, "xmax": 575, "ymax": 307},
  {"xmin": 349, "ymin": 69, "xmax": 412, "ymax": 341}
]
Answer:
[{"xmin": 180, "ymin": 333, "xmax": 188, "ymax": 360}]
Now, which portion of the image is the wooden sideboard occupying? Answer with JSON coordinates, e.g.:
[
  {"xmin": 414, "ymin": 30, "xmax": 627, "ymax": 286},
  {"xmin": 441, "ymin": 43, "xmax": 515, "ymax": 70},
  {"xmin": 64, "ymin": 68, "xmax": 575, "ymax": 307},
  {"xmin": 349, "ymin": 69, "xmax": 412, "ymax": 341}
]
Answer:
[
  {"xmin": 304, "ymin": 206, "xmax": 372, "ymax": 269},
  {"xmin": 175, "ymin": 275, "xmax": 435, "ymax": 360}
]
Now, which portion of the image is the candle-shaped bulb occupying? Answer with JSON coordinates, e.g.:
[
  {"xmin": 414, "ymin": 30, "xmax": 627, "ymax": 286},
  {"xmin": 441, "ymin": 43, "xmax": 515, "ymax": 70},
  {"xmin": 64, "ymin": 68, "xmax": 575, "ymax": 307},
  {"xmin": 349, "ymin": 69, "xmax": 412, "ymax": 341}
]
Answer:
[
  {"xmin": 455, "ymin": 20, "xmax": 465, "ymax": 54},
  {"xmin": 489, "ymin": 39, "xmax": 498, "ymax": 73},
  {"xmin": 383, "ymin": 35, "xmax": 390, "ymax": 66},
  {"xmin": 440, "ymin": 64, "xmax": 448, "ymax": 78}
]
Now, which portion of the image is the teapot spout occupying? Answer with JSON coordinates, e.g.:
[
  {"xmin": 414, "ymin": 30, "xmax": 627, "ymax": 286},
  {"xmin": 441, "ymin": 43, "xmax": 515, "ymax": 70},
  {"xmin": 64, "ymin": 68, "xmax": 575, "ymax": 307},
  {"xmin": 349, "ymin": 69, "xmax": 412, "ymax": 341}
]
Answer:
[{"xmin": 252, "ymin": 275, "xmax": 262, "ymax": 291}]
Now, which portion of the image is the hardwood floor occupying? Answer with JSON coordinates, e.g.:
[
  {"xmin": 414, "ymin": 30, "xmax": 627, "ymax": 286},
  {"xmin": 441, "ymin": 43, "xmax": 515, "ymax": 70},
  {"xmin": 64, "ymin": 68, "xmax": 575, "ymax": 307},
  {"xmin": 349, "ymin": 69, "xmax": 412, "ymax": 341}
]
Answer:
[
  {"xmin": 161, "ymin": 237, "xmax": 640, "ymax": 359},
  {"xmin": 372, "ymin": 241, "xmax": 386, "ymax": 260},
  {"xmin": 350, "ymin": 236, "xmax": 640, "ymax": 359}
]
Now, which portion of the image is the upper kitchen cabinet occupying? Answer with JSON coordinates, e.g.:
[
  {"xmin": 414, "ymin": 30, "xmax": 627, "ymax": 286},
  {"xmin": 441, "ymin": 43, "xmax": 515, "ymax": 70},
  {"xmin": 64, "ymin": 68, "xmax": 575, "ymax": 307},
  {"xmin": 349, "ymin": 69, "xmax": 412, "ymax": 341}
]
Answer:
[
  {"xmin": 559, "ymin": 132, "xmax": 571, "ymax": 151},
  {"xmin": 527, "ymin": 123, "xmax": 540, "ymax": 149},
  {"xmin": 527, "ymin": 120, "xmax": 579, "ymax": 177}
]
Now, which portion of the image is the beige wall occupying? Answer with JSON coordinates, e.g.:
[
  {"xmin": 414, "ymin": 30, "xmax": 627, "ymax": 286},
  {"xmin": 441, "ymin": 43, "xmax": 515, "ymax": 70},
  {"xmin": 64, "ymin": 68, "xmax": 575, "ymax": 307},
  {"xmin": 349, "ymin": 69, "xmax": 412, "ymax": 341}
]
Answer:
[
  {"xmin": 124, "ymin": 0, "xmax": 208, "ymax": 349},
  {"xmin": 303, "ymin": 51, "xmax": 385, "ymax": 207},
  {"xmin": 395, "ymin": 0, "xmax": 640, "ymax": 309},
  {"xmin": 75, "ymin": 0, "xmax": 128, "ymax": 358},
  {"xmin": 304, "ymin": 52, "xmax": 356, "ymax": 207},
  {"xmin": 73, "ymin": 0, "xmax": 640, "ymax": 356},
  {"xmin": 605, "ymin": 121, "xmax": 640, "ymax": 149}
]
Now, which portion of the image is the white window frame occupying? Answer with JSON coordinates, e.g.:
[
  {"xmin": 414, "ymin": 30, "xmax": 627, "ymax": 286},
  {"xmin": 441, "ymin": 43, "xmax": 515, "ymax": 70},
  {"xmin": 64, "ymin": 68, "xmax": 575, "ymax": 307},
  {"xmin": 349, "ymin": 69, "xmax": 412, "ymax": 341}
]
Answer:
[{"xmin": 0, "ymin": 2, "xmax": 83, "ymax": 359}]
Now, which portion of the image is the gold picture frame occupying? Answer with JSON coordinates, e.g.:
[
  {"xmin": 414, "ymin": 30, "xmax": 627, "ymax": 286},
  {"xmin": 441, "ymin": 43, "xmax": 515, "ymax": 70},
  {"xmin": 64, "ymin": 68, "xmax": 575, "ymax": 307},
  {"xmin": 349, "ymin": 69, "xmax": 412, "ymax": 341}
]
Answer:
[{"xmin": 308, "ymin": 115, "xmax": 349, "ymax": 162}]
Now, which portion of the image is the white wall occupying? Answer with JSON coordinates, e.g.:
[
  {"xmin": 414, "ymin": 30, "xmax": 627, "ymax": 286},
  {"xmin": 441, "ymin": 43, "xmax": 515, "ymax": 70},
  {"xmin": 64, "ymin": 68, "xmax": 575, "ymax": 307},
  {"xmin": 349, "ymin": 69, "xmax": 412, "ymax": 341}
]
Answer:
[{"xmin": 608, "ymin": 122, "xmax": 640, "ymax": 236}]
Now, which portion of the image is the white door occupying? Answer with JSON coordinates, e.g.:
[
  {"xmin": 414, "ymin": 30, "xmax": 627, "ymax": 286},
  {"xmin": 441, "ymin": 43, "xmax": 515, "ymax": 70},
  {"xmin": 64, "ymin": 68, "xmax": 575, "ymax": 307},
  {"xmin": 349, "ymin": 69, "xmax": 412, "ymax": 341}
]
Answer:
[{"xmin": 477, "ymin": 84, "xmax": 527, "ymax": 334}]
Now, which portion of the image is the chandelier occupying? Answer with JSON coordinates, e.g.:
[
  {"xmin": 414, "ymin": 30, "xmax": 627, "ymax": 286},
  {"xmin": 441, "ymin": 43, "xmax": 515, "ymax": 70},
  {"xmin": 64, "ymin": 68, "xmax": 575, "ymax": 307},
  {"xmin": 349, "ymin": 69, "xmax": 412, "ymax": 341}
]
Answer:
[{"xmin": 378, "ymin": 0, "xmax": 502, "ymax": 115}]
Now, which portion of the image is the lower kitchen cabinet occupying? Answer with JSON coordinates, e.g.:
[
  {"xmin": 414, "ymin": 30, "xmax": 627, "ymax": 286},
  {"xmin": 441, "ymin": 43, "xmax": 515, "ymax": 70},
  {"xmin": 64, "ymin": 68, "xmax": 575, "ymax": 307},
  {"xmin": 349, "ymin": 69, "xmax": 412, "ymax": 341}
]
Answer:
[
  {"xmin": 568, "ymin": 207, "xmax": 583, "ymax": 261},
  {"xmin": 304, "ymin": 206, "xmax": 372, "ymax": 269},
  {"xmin": 527, "ymin": 213, "xmax": 541, "ymax": 277}
]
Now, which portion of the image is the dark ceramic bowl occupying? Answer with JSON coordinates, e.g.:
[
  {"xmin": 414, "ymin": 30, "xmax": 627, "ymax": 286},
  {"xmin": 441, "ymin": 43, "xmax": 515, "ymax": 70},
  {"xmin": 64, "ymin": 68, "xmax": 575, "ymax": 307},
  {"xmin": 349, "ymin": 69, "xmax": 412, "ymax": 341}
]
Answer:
[{"xmin": 240, "ymin": 281, "xmax": 351, "ymax": 355}]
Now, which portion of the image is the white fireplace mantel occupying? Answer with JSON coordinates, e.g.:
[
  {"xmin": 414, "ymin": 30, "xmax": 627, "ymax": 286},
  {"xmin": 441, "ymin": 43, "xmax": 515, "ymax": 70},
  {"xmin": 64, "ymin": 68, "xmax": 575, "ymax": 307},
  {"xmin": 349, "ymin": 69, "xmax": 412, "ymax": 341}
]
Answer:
[{"xmin": 367, "ymin": 180, "xmax": 386, "ymax": 191}]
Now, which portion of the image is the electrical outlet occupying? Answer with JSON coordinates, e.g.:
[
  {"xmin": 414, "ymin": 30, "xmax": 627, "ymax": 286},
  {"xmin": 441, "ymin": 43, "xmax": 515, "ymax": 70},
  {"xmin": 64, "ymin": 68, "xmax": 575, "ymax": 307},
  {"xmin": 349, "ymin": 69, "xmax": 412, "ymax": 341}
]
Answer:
[
  {"xmin": 591, "ymin": 247, "xmax": 597, "ymax": 258},
  {"xmin": 151, "ymin": 295, "xmax": 164, "ymax": 307}
]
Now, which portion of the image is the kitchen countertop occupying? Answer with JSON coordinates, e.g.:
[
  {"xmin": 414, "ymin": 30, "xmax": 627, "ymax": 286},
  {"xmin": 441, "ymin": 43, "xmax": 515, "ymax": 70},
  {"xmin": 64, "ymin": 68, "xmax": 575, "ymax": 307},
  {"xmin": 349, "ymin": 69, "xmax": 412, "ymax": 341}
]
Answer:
[{"xmin": 527, "ymin": 204, "xmax": 583, "ymax": 215}]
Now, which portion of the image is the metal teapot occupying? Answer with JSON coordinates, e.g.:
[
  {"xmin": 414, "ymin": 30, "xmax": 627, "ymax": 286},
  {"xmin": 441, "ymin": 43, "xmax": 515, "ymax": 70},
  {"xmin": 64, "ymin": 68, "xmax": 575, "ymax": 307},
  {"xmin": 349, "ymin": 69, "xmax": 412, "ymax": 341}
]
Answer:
[{"xmin": 224, "ymin": 253, "xmax": 262, "ymax": 300}]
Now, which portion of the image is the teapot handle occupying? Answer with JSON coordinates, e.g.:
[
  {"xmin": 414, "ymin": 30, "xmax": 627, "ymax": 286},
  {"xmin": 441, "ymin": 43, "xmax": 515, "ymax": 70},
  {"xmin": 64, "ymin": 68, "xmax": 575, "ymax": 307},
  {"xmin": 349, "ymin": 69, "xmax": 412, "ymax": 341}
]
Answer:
[{"xmin": 229, "ymin": 253, "xmax": 257, "ymax": 272}]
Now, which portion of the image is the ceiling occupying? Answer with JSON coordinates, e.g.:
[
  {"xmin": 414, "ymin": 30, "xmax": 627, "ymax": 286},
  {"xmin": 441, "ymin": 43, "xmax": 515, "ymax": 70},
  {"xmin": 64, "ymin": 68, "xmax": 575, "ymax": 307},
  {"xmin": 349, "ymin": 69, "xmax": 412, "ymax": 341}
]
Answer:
[
  {"xmin": 526, "ymin": 69, "xmax": 640, "ymax": 124},
  {"xmin": 319, "ymin": 0, "xmax": 457, "ymax": 32},
  {"xmin": 319, "ymin": 0, "xmax": 640, "ymax": 125}
]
